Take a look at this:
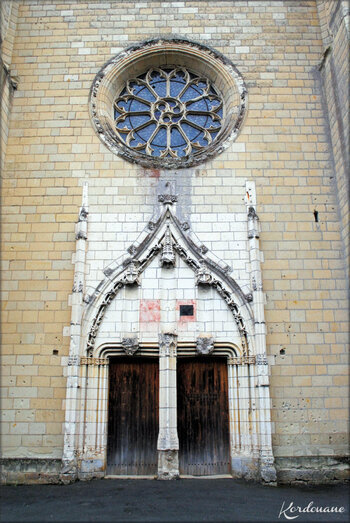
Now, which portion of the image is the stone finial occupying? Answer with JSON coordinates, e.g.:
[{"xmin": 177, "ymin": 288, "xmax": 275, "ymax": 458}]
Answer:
[
  {"xmin": 161, "ymin": 225, "xmax": 175, "ymax": 267},
  {"xmin": 196, "ymin": 336, "xmax": 215, "ymax": 355},
  {"xmin": 122, "ymin": 337, "xmax": 139, "ymax": 355}
]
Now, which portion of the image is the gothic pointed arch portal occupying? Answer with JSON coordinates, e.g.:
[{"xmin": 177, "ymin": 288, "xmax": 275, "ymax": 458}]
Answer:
[{"xmin": 61, "ymin": 182, "xmax": 276, "ymax": 484}]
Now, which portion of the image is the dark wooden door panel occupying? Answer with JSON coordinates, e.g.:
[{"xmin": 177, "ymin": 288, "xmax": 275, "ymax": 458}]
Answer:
[
  {"xmin": 107, "ymin": 358, "xmax": 159, "ymax": 475},
  {"xmin": 177, "ymin": 357, "xmax": 230, "ymax": 475}
]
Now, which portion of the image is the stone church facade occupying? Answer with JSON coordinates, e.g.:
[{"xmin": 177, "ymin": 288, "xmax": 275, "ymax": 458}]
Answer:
[{"xmin": 1, "ymin": 0, "xmax": 349, "ymax": 485}]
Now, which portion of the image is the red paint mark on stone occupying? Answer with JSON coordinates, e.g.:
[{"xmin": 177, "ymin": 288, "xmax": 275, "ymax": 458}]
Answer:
[
  {"xmin": 150, "ymin": 169, "xmax": 160, "ymax": 178},
  {"xmin": 140, "ymin": 299, "xmax": 161, "ymax": 323},
  {"xmin": 176, "ymin": 299, "xmax": 196, "ymax": 322},
  {"xmin": 138, "ymin": 167, "xmax": 160, "ymax": 178}
]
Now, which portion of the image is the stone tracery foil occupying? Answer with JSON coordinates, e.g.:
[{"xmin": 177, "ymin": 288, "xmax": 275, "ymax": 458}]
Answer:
[{"xmin": 114, "ymin": 67, "xmax": 223, "ymax": 159}]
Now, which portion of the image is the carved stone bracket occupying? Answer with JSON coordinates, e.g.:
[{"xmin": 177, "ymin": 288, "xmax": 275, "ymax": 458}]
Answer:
[
  {"xmin": 158, "ymin": 194, "xmax": 177, "ymax": 205},
  {"xmin": 159, "ymin": 333, "xmax": 177, "ymax": 357},
  {"xmin": 122, "ymin": 337, "xmax": 139, "ymax": 355},
  {"xmin": 196, "ymin": 336, "xmax": 214, "ymax": 355}
]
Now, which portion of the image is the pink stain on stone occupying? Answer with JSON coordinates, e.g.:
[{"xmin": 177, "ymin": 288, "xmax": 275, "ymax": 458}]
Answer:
[{"xmin": 140, "ymin": 299, "xmax": 161, "ymax": 323}]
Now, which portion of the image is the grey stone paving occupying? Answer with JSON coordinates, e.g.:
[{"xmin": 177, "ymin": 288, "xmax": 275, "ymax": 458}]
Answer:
[{"xmin": 0, "ymin": 479, "xmax": 349, "ymax": 523}]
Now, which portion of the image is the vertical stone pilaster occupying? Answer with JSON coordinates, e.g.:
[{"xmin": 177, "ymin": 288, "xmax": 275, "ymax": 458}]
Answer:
[
  {"xmin": 245, "ymin": 181, "xmax": 276, "ymax": 484},
  {"xmin": 157, "ymin": 333, "xmax": 179, "ymax": 480},
  {"xmin": 61, "ymin": 183, "xmax": 88, "ymax": 482}
]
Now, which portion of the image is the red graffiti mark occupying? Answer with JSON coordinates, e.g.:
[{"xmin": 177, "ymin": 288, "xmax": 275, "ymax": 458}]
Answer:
[
  {"xmin": 176, "ymin": 299, "xmax": 196, "ymax": 322},
  {"xmin": 140, "ymin": 299, "xmax": 161, "ymax": 323}
]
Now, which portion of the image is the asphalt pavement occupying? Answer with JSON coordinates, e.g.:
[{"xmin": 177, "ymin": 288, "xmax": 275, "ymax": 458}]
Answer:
[{"xmin": 0, "ymin": 478, "xmax": 349, "ymax": 523}]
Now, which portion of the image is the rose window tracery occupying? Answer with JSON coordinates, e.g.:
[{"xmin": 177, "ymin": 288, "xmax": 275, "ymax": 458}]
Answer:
[{"xmin": 114, "ymin": 67, "xmax": 223, "ymax": 159}]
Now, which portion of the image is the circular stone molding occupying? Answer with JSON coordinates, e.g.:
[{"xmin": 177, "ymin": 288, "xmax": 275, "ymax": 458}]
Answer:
[{"xmin": 89, "ymin": 37, "xmax": 247, "ymax": 169}]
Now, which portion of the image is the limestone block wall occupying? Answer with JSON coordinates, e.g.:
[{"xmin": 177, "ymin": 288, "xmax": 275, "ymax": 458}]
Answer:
[
  {"xmin": 1, "ymin": 0, "xmax": 349, "ymax": 483},
  {"xmin": 316, "ymin": 0, "xmax": 349, "ymax": 281},
  {"xmin": 1, "ymin": 0, "xmax": 19, "ymax": 170}
]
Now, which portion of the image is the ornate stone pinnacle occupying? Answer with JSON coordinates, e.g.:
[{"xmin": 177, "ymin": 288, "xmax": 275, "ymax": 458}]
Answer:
[{"xmin": 161, "ymin": 225, "xmax": 175, "ymax": 267}]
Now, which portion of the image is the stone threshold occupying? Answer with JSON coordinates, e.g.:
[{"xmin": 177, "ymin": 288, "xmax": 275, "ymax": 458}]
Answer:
[
  {"xmin": 105, "ymin": 475, "xmax": 156, "ymax": 479},
  {"xmin": 105, "ymin": 474, "xmax": 233, "ymax": 480}
]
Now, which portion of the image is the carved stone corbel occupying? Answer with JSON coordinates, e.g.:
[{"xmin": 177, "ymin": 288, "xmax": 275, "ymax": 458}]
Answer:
[
  {"xmin": 196, "ymin": 336, "xmax": 214, "ymax": 355},
  {"xmin": 195, "ymin": 261, "xmax": 213, "ymax": 285},
  {"xmin": 122, "ymin": 337, "xmax": 139, "ymax": 355},
  {"xmin": 158, "ymin": 194, "xmax": 177, "ymax": 205},
  {"xmin": 122, "ymin": 261, "xmax": 140, "ymax": 285}
]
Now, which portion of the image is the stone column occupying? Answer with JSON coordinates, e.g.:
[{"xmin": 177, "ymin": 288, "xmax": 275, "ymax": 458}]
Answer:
[
  {"xmin": 79, "ymin": 357, "xmax": 108, "ymax": 479},
  {"xmin": 157, "ymin": 332, "xmax": 179, "ymax": 479}
]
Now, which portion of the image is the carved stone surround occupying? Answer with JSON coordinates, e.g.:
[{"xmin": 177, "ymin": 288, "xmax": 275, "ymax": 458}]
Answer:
[
  {"xmin": 84, "ymin": 195, "xmax": 253, "ymax": 356},
  {"xmin": 62, "ymin": 182, "xmax": 276, "ymax": 485}
]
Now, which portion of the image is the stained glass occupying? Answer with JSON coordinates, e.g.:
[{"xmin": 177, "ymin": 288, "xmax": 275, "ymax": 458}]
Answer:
[{"xmin": 114, "ymin": 67, "xmax": 223, "ymax": 159}]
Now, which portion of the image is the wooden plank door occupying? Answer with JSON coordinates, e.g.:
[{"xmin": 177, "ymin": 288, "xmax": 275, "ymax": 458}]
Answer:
[
  {"xmin": 107, "ymin": 357, "xmax": 159, "ymax": 475},
  {"xmin": 177, "ymin": 357, "xmax": 230, "ymax": 475}
]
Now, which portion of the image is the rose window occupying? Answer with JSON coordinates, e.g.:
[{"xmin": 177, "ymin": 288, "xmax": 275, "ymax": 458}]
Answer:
[{"xmin": 114, "ymin": 68, "xmax": 223, "ymax": 159}]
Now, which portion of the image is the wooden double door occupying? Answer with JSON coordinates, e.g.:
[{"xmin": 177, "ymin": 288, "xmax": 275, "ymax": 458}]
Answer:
[
  {"xmin": 107, "ymin": 356, "xmax": 230, "ymax": 476},
  {"xmin": 107, "ymin": 357, "xmax": 159, "ymax": 475}
]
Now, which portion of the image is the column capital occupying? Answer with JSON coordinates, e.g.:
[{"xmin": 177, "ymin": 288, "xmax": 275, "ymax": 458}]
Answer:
[{"xmin": 159, "ymin": 332, "xmax": 177, "ymax": 357}]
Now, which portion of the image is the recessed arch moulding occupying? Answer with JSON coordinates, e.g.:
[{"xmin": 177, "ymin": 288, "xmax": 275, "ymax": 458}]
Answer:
[{"xmin": 61, "ymin": 180, "xmax": 277, "ymax": 484}]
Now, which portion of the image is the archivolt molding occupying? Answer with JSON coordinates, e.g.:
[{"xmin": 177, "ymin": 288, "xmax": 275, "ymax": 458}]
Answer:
[
  {"xmin": 83, "ymin": 199, "xmax": 254, "ymax": 356},
  {"xmin": 89, "ymin": 340, "xmax": 244, "ymax": 363}
]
